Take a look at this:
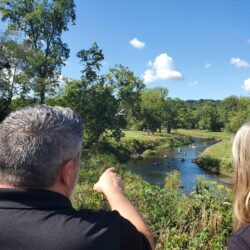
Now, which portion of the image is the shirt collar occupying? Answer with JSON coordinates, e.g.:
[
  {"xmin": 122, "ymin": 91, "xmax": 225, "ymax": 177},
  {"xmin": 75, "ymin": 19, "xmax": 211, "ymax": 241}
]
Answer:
[{"xmin": 0, "ymin": 188, "xmax": 72, "ymax": 209}]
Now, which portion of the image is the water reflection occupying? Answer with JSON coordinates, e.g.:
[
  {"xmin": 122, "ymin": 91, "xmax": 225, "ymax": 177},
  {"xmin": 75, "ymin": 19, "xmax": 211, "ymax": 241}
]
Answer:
[{"xmin": 126, "ymin": 138, "xmax": 226, "ymax": 191}]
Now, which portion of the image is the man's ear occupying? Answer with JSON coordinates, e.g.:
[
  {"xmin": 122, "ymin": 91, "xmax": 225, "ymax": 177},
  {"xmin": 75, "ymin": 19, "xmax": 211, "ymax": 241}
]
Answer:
[{"xmin": 59, "ymin": 160, "xmax": 75, "ymax": 189}]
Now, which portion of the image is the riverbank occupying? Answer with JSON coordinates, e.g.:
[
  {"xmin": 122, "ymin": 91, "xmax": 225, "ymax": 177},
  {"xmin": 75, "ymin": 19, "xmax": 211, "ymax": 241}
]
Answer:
[
  {"xmin": 99, "ymin": 130, "xmax": 193, "ymax": 162},
  {"xmin": 123, "ymin": 130, "xmax": 193, "ymax": 153},
  {"xmin": 176, "ymin": 129, "xmax": 234, "ymax": 178}
]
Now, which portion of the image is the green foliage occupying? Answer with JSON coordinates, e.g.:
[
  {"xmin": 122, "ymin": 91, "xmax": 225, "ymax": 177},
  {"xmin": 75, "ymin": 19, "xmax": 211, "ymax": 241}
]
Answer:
[
  {"xmin": 77, "ymin": 42, "xmax": 104, "ymax": 84},
  {"xmin": 197, "ymin": 139, "xmax": 233, "ymax": 174},
  {"xmin": 197, "ymin": 101, "xmax": 222, "ymax": 131},
  {"xmin": 107, "ymin": 64, "xmax": 145, "ymax": 119},
  {"xmin": 65, "ymin": 78, "xmax": 124, "ymax": 146},
  {"xmin": 0, "ymin": 32, "xmax": 30, "ymax": 120},
  {"xmin": 196, "ymin": 156, "xmax": 221, "ymax": 173},
  {"xmin": 219, "ymin": 96, "xmax": 250, "ymax": 133},
  {"xmin": 140, "ymin": 87, "xmax": 168, "ymax": 133},
  {"xmin": 162, "ymin": 98, "xmax": 177, "ymax": 133},
  {"xmin": 0, "ymin": 0, "xmax": 76, "ymax": 104},
  {"xmin": 142, "ymin": 149, "xmax": 156, "ymax": 158},
  {"xmin": 64, "ymin": 43, "xmax": 126, "ymax": 146},
  {"xmin": 225, "ymin": 109, "xmax": 250, "ymax": 133},
  {"xmin": 165, "ymin": 171, "xmax": 180, "ymax": 189}
]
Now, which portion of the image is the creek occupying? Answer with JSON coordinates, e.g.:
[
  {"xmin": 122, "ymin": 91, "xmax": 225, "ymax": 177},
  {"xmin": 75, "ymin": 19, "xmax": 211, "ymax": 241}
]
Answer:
[{"xmin": 126, "ymin": 137, "xmax": 227, "ymax": 192}]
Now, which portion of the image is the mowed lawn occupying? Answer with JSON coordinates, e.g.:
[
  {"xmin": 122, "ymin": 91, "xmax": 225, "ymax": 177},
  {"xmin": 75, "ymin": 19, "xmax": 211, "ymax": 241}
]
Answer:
[
  {"xmin": 176, "ymin": 129, "xmax": 232, "ymax": 140},
  {"xmin": 122, "ymin": 130, "xmax": 172, "ymax": 142}
]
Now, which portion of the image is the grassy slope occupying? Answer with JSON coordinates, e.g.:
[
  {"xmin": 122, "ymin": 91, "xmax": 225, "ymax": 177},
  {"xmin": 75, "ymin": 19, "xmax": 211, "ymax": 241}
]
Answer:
[
  {"xmin": 122, "ymin": 130, "xmax": 193, "ymax": 149},
  {"xmin": 99, "ymin": 130, "xmax": 192, "ymax": 163},
  {"xmin": 176, "ymin": 129, "xmax": 234, "ymax": 175},
  {"xmin": 122, "ymin": 130, "xmax": 173, "ymax": 142},
  {"xmin": 176, "ymin": 129, "xmax": 232, "ymax": 140}
]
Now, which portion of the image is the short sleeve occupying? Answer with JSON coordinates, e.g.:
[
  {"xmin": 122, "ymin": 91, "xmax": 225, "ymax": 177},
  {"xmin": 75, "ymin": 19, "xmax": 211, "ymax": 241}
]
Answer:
[
  {"xmin": 228, "ymin": 236, "xmax": 249, "ymax": 250},
  {"xmin": 118, "ymin": 214, "xmax": 152, "ymax": 250}
]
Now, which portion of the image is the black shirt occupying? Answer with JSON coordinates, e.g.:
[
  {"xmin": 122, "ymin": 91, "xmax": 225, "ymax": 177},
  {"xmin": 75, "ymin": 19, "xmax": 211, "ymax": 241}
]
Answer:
[
  {"xmin": 0, "ymin": 188, "xmax": 151, "ymax": 250},
  {"xmin": 228, "ymin": 224, "xmax": 250, "ymax": 249}
]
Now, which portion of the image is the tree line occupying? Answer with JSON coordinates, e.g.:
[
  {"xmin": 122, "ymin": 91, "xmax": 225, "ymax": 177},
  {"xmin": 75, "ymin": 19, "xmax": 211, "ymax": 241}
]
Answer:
[{"xmin": 1, "ymin": 0, "xmax": 250, "ymax": 147}]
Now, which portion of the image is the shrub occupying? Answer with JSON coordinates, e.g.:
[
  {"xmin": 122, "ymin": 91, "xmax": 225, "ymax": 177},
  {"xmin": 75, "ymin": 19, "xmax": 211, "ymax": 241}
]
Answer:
[{"xmin": 142, "ymin": 149, "xmax": 156, "ymax": 158}]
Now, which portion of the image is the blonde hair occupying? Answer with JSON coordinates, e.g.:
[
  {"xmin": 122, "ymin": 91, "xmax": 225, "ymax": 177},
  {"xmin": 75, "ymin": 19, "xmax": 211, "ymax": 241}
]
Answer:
[{"xmin": 233, "ymin": 120, "xmax": 250, "ymax": 231}]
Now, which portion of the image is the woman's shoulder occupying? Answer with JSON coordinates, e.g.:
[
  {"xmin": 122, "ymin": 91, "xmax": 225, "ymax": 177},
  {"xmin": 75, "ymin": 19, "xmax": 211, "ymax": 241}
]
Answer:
[{"xmin": 228, "ymin": 224, "xmax": 250, "ymax": 250}]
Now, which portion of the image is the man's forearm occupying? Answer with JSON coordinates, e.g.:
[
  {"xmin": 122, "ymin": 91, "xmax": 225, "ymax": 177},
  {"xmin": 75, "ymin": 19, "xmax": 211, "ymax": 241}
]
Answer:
[
  {"xmin": 105, "ymin": 190, "xmax": 155, "ymax": 250},
  {"xmin": 93, "ymin": 167, "xmax": 155, "ymax": 249}
]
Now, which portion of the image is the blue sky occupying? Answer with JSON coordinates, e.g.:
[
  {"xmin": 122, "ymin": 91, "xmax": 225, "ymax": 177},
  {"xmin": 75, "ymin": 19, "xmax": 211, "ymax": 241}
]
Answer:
[{"xmin": 61, "ymin": 0, "xmax": 250, "ymax": 100}]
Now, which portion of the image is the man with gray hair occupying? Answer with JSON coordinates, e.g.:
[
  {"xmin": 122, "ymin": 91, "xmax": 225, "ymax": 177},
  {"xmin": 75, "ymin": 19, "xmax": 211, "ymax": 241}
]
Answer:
[{"xmin": 0, "ymin": 105, "xmax": 154, "ymax": 250}]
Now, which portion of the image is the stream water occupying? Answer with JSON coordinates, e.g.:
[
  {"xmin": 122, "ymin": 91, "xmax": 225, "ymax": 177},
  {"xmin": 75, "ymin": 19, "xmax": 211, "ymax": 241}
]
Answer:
[{"xmin": 126, "ymin": 137, "xmax": 228, "ymax": 192}]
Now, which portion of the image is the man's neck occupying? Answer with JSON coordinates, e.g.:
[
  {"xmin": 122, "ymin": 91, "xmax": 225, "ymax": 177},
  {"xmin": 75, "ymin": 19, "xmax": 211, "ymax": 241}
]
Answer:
[{"xmin": 0, "ymin": 182, "xmax": 71, "ymax": 198}]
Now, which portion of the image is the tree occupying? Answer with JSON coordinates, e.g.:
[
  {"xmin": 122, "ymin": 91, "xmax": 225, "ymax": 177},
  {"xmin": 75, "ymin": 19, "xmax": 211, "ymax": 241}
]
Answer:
[
  {"xmin": 218, "ymin": 96, "xmax": 239, "ymax": 127},
  {"xmin": 65, "ymin": 43, "xmax": 124, "ymax": 146},
  {"xmin": 226, "ymin": 110, "xmax": 249, "ymax": 133},
  {"xmin": 0, "ymin": 32, "xmax": 30, "ymax": 120},
  {"xmin": 197, "ymin": 102, "xmax": 222, "ymax": 131},
  {"xmin": 224, "ymin": 97, "xmax": 250, "ymax": 133},
  {"xmin": 163, "ymin": 98, "xmax": 179, "ymax": 133},
  {"xmin": 107, "ymin": 64, "xmax": 145, "ymax": 119},
  {"xmin": 140, "ymin": 88, "xmax": 168, "ymax": 134},
  {"xmin": 77, "ymin": 42, "xmax": 104, "ymax": 85},
  {"xmin": 0, "ymin": 0, "xmax": 76, "ymax": 104},
  {"xmin": 156, "ymin": 87, "xmax": 168, "ymax": 132}
]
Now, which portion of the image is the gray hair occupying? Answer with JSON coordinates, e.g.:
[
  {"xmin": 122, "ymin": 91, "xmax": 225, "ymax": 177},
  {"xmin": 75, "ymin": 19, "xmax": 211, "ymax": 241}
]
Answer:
[{"xmin": 0, "ymin": 105, "xmax": 83, "ymax": 188}]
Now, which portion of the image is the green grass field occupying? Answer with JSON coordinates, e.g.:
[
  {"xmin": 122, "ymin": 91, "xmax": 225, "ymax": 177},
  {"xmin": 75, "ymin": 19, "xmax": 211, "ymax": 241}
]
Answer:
[
  {"xmin": 122, "ymin": 130, "xmax": 172, "ymax": 142},
  {"xmin": 176, "ymin": 129, "xmax": 232, "ymax": 140},
  {"xmin": 120, "ymin": 130, "xmax": 193, "ymax": 155}
]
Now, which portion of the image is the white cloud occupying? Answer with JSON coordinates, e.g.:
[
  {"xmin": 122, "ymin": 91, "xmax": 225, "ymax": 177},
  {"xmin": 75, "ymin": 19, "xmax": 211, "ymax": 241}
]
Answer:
[
  {"xmin": 147, "ymin": 60, "xmax": 153, "ymax": 67},
  {"xmin": 204, "ymin": 63, "xmax": 211, "ymax": 69},
  {"xmin": 129, "ymin": 38, "xmax": 145, "ymax": 49},
  {"xmin": 243, "ymin": 78, "xmax": 250, "ymax": 91},
  {"xmin": 230, "ymin": 57, "xmax": 250, "ymax": 68},
  {"xmin": 64, "ymin": 60, "xmax": 70, "ymax": 66},
  {"xmin": 188, "ymin": 81, "xmax": 199, "ymax": 87},
  {"xmin": 143, "ymin": 53, "xmax": 183, "ymax": 83}
]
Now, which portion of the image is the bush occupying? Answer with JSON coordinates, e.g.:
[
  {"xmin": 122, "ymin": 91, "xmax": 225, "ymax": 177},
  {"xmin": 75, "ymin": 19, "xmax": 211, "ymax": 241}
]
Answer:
[
  {"xmin": 196, "ymin": 156, "xmax": 220, "ymax": 173},
  {"xmin": 142, "ymin": 149, "xmax": 156, "ymax": 158}
]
